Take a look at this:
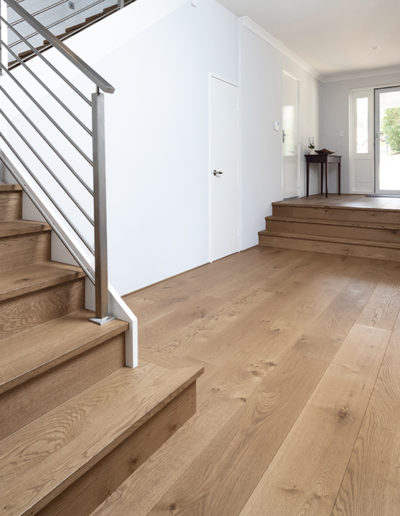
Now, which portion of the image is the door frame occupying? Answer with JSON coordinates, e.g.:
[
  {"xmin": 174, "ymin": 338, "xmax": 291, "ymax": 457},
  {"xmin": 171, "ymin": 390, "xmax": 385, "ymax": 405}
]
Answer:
[
  {"xmin": 281, "ymin": 70, "xmax": 300, "ymax": 200},
  {"xmin": 374, "ymin": 85, "xmax": 400, "ymax": 195},
  {"xmin": 349, "ymin": 82, "xmax": 400, "ymax": 194},
  {"xmin": 208, "ymin": 73, "xmax": 240, "ymax": 263}
]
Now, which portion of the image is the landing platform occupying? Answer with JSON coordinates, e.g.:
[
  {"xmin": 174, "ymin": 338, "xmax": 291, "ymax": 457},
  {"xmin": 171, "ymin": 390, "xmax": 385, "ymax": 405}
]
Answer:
[
  {"xmin": 275, "ymin": 194, "xmax": 400, "ymax": 211},
  {"xmin": 261, "ymin": 194, "xmax": 400, "ymax": 261}
]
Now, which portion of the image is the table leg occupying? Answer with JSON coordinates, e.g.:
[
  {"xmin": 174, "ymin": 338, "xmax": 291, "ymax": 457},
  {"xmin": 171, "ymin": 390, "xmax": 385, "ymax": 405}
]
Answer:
[
  {"xmin": 320, "ymin": 164, "xmax": 323, "ymax": 195},
  {"xmin": 306, "ymin": 161, "xmax": 310, "ymax": 197},
  {"xmin": 325, "ymin": 159, "xmax": 328, "ymax": 198},
  {"xmin": 338, "ymin": 161, "xmax": 341, "ymax": 195}
]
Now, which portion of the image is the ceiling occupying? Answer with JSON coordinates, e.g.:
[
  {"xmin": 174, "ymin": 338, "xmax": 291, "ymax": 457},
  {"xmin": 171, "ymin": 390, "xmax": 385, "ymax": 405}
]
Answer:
[{"xmin": 218, "ymin": 0, "xmax": 400, "ymax": 79}]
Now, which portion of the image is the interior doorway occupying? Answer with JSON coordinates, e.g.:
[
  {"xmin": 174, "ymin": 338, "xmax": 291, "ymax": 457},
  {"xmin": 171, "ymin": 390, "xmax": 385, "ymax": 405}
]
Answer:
[
  {"xmin": 209, "ymin": 76, "xmax": 239, "ymax": 262},
  {"xmin": 375, "ymin": 86, "xmax": 400, "ymax": 194},
  {"xmin": 282, "ymin": 71, "xmax": 299, "ymax": 199}
]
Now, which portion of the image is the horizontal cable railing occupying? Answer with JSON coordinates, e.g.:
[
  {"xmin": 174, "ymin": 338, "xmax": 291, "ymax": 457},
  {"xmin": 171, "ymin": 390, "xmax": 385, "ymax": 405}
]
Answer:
[
  {"xmin": 6, "ymin": 0, "xmax": 131, "ymax": 62},
  {"xmin": 0, "ymin": 0, "xmax": 115, "ymax": 323}
]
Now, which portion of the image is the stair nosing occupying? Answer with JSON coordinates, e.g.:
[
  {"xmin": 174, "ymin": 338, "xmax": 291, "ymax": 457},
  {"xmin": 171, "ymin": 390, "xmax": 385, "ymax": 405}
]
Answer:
[
  {"xmin": 259, "ymin": 230, "xmax": 400, "ymax": 250},
  {"xmin": 266, "ymin": 215, "xmax": 400, "ymax": 231},
  {"xmin": 0, "ymin": 311, "xmax": 128, "ymax": 396},
  {"xmin": 0, "ymin": 362, "xmax": 203, "ymax": 515},
  {"xmin": 0, "ymin": 262, "xmax": 85, "ymax": 304},
  {"xmin": 0, "ymin": 220, "xmax": 51, "ymax": 239},
  {"xmin": 272, "ymin": 200, "xmax": 400, "ymax": 214}
]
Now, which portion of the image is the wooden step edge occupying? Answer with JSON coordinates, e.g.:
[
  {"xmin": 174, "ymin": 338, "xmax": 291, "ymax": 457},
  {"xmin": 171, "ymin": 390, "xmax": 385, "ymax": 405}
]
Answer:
[
  {"xmin": 258, "ymin": 230, "xmax": 400, "ymax": 250},
  {"xmin": 265, "ymin": 215, "xmax": 400, "ymax": 231},
  {"xmin": 0, "ymin": 310, "xmax": 128, "ymax": 396},
  {"xmin": 0, "ymin": 262, "xmax": 85, "ymax": 304},
  {"xmin": 0, "ymin": 362, "xmax": 204, "ymax": 516},
  {"xmin": 65, "ymin": 22, "xmax": 86, "ymax": 33},
  {"xmin": 272, "ymin": 200, "xmax": 400, "ymax": 214},
  {"xmin": 0, "ymin": 220, "xmax": 51, "ymax": 239},
  {"xmin": 0, "ymin": 183, "xmax": 22, "ymax": 192}
]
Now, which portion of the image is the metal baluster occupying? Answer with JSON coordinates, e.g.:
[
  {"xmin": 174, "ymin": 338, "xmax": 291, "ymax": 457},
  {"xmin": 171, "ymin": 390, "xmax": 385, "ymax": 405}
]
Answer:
[
  {"xmin": 90, "ymin": 89, "xmax": 113, "ymax": 325},
  {"xmin": 118, "ymin": 0, "xmax": 124, "ymax": 8}
]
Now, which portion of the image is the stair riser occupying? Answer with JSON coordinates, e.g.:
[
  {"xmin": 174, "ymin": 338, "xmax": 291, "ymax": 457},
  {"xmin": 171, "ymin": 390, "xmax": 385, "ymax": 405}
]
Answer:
[
  {"xmin": 0, "ymin": 192, "xmax": 22, "ymax": 220},
  {"xmin": 259, "ymin": 234, "xmax": 400, "ymax": 262},
  {"xmin": 33, "ymin": 382, "xmax": 196, "ymax": 516},
  {"xmin": 267, "ymin": 220, "xmax": 400, "ymax": 244},
  {"xmin": 0, "ymin": 279, "xmax": 84, "ymax": 339},
  {"xmin": 0, "ymin": 231, "xmax": 51, "ymax": 273},
  {"xmin": 0, "ymin": 334, "xmax": 125, "ymax": 440},
  {"xmin": 273, "ymin": 205, "xmax": 400, "ymax": 225}
]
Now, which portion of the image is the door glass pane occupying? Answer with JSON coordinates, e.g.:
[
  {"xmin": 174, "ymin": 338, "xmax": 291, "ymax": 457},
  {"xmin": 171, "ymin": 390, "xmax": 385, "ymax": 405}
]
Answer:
[
  {"xmin": 378, "ymin": 89, "xmax": 400, "ymax": 191},
  {"xmin": 356, "ymin": 97, "xmax": 369, "ymax": 154}
]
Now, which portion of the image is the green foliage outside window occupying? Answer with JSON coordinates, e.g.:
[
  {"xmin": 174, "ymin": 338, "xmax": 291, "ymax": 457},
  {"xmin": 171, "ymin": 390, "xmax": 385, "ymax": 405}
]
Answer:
[{"xmin": 382, "ymin": 107, "xmax": 400, "ymax": 153}]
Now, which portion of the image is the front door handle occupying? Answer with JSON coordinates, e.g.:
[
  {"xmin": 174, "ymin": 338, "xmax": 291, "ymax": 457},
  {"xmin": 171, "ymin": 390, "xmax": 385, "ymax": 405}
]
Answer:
[{"xmin": 213, "ymin": 170, "xmax": 223, "ymax": 177}]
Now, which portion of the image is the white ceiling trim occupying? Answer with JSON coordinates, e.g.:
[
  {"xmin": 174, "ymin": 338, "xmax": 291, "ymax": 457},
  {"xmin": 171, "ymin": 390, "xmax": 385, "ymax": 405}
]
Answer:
[
  {"xmin": 240, "ymin": 16, "xmax": 320, "ymax": 80},
  {"xmin": 320, "ymin": 65, "xmax": 400, "ymax": 84}
]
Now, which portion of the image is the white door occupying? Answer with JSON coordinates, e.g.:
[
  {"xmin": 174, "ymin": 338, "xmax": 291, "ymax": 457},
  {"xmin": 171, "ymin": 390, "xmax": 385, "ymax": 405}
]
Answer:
[
  {"xmin": 209, "ymin": 77, "xmax": 239, "ymax": 262},
  {"xmin": 282, "ymin": 72, "xmax": 299, "ymax": 199},
  {"xmin": 349, "ymin": 89, "xmax": 374, "ymax": 193},
  {"xmin": 375, "ymin": 86, "xmax": 400, "ymax": 194}
]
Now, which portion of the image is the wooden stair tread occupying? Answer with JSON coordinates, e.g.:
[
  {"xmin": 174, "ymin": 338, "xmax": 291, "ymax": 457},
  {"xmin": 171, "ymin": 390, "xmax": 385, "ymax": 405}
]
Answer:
[
  {"xmin": 0, "ymin": 361, "xmax": 203, "ymax": 516},
  {"xmin": 272, "ymin": 199, "xmax": 400, "ymax": 214},
  {"xmin": 0, "ymin": 183, "xmax": 22, "ymax": 192},
  {"xmin": 266, "ymin": 215, "xmax": 400, "ymax": 231},
  {"xmin": 0, "ymin": 261, "xmax": 84, "ymax": 303},
  {"xmin": 0, "ymin": 219, "xmax": 50, "ymax": 238},
  {"xmin": 0, "ymin": 310, "xmax": 128, "ymax": 396},
  {"xmin": 259, "ymin": 230, "xmax": 400, "ymax": 249}
]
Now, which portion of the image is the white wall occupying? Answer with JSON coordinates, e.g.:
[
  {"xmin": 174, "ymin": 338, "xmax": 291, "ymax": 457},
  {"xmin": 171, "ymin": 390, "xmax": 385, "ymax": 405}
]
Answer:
[
  {"xmin": 320, "ymin": 70, "xmax": 400, "ymax": 193},
  {"xmin": 1, "ymin": 0, "xmax": 320, "ymax": 295},
  {"xmin": 239, "ymin": 19, "xmax": 320, "ymax": 249}
]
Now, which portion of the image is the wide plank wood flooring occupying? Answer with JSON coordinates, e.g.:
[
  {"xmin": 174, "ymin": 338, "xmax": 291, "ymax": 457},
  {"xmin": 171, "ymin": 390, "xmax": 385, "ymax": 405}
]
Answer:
[{"xmin": 93, "ymin": 247, "xmax": 400, "ymax": 515}]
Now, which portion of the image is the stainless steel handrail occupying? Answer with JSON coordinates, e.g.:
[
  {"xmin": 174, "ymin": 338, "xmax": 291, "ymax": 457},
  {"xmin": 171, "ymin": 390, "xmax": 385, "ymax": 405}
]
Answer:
[
  {"xmin": 0, "ymin": 133, "xmax": 95, "ymax": 252},
  {"xmin": 1, "ymin": 66, "xmax": 93, "ymax": 164},
  {"xmin": 0, "ymin": 109, "xmax": 94, "ymax": 225},
  {"xmin": 9, "ymin": 0, "xmax": 106, "ymax": 47},
  {"xmin": 0, "ymin": 150, "xmax": 95, "ymax": 284},
  {"xmin": 1, "ymin": 39, "xmax": 92, "ymax": 135},
  {"xmin": 0, "ymin": 86, "xmax": 93, "ymax": 194},
  {"xmin": 4, "ymin": 0, "xmax": 115, "ymax": 94},
  {"xmin": 11, "ymin": 0, "xmax": 70, "ymax": 27},
  {"xmin": 1, "ymin": 0, "xmax": 116, "ymax": 322},
  {"xmin": 1, "ymin": 14, "xmax": 92, "ymax": 105}
]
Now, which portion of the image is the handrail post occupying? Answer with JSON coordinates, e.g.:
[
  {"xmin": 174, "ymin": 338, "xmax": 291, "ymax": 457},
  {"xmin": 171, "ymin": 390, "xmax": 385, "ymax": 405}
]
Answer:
[
  {"xmin": 90, "ymin": 88, "xmax": 113, "ymax": 325},
  {"xmin": 118, "ymin": 0, "xmax": 124, "ymax": 8}
]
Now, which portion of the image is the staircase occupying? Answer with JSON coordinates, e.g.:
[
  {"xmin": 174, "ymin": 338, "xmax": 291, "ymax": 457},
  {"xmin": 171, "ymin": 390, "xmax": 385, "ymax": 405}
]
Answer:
[
  {"xmin": 9, "ymin": 2, "xmax": 137, "ymax": 68},
  {"xmin": 0, "ymin": 1, "xmax": 203, "ymax": 514},
  {"xmin": 0, "ymin": 183, "xmax": 202, "ymax": 515},
  {"xmin": 259, "ymin": 196, "xmax": 400, "ymax": 261}
]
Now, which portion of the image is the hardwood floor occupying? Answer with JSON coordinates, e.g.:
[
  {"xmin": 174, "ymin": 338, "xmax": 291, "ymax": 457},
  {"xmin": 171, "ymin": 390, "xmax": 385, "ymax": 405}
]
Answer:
[{"xmin": 92, "ymin": 246, "xmax": 400, "ymax": 515}]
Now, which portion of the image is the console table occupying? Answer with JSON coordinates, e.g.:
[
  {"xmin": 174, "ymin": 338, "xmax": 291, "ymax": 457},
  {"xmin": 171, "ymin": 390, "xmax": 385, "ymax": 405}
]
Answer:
[{"xmin": 305, "ymin": 154, "xmax": 342, "ymax": 198}]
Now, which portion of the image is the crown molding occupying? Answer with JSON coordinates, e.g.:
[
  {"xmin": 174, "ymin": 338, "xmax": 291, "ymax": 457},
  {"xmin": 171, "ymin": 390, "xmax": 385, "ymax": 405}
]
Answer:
[
  {"xmin": 240, "ymin": 16, "xmax": 320, "ymax": 80},
  {"xmin": 319, "ymin": 65, "xmax": 400, "ymax": 83}
]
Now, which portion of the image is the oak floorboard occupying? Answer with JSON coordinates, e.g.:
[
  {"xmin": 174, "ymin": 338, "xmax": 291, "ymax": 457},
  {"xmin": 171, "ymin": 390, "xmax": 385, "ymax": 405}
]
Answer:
[
  {"xmin": 332, "ymin": 314, "xmax": 400, "ymax": 515},
  {"xmin": 91, "ymin": 248, "xmax": 400, "ymax": 516},
  {"xmin": 240, "ymin": 324, "xmax": 390, "ymax": 516}
]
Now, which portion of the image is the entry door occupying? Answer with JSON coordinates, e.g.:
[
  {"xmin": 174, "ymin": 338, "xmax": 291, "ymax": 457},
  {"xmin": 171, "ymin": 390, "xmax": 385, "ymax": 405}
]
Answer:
[
  {"xmin": 375, "ymin": 86, "xmax": 400, "ymax": 194},
  {"xmin": 282, "ymin": 72, "xmax": 299, "ymax": 199},
  {"xmin": 209, "ymin": 77, "xmax": 239, "ymax": 262}
]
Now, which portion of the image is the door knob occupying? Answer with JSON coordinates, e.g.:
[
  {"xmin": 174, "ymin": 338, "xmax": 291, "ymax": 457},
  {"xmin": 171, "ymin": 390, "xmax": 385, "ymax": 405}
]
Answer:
[{"xmin": 213, "ymin": 170, "xmax": 223, "ymax": 176}]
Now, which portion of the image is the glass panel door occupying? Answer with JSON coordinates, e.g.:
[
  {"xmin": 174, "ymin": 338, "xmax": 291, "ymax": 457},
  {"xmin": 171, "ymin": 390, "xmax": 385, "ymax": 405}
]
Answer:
[{"xmin": 375, "ymin": 86, "xmax": 400, "ymax": 193}]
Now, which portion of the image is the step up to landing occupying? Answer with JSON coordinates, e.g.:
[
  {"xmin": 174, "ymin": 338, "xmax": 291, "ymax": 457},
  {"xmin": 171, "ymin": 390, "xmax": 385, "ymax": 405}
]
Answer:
[
  {"xmin": 0, "ymin": 361, "xmax": 203, "ymax": 516},
  {"xmin": 0, "ymin": 182, "xmax": 203, "ymax": 515},
  {"xmin": 259, "ymin": 195, "xmax": 400, "ymax": 262}
]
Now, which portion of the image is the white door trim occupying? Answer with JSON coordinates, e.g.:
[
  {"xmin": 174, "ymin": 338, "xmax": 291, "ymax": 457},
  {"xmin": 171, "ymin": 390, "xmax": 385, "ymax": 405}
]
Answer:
[
  {"xmin": 208, "ymin": 74, "xmax": 240, "ymax": 262},
  {"xmin": 374, "ymin": 85, "xmax": 400, "ymax": 194},
  {"xmin": 281, "ymin": 70, "xmax": 300, "ymax": 199}
]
